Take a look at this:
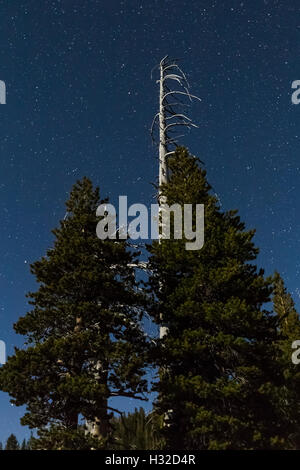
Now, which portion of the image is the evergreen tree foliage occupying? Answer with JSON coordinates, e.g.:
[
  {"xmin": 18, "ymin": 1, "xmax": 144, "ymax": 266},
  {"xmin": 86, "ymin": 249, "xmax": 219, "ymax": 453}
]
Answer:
[
  {"xmin": 0, "ymin": 177, "xmax": 148, "ymax": 450},
  {"xmin": 147, "ymin": 147, "xmax": 287, "ymax": 450},
  {"xmin": 272, "ymin": 271, "xmax": 300, "ymax": 448},
  {"xmin": 112, "ymin": 407, "xmax": 163, "ymax": 450},
  {"xmin": 21, "ymin": 439, "xmax": 27, "ymax": 450},
  {"xmin": 29, "ymin": 425, "xmax": 102, "ymax": 450},
  {"xmin": 26, "ymin": 432, "xmax": 35, "ymax": 450},
  {"xmin": 5, "ymin": 434, "xmax": 19, "ymax": 450},
  {"xmin": 273, "ymin": 272, "xmax": 300, "ymax": 339}
]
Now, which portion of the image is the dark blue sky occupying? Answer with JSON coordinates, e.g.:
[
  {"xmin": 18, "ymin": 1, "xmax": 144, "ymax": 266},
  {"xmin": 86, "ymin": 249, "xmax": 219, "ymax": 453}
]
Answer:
[{"xmin": 0, "ymin": 0, "xmax": 300, "ymax": 443}]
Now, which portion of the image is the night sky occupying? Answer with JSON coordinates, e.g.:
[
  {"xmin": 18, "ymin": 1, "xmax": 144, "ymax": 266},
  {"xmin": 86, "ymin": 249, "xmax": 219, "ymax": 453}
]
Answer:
[{"xmin": 0, "ymin": 0, "xmax": 300, "ymax": 443}]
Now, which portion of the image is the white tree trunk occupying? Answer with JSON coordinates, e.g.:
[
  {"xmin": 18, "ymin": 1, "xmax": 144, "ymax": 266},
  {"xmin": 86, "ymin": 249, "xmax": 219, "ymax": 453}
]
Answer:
[{"xmin": 158, "ymin": 58, "xmax": 169, "ymax": 340}]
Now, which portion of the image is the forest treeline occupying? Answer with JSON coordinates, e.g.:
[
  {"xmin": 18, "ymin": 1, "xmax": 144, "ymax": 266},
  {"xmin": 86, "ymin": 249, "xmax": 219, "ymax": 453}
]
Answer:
[{"xmin": 0, "ymin": 147, "xmax": 300, "ymax": 450}]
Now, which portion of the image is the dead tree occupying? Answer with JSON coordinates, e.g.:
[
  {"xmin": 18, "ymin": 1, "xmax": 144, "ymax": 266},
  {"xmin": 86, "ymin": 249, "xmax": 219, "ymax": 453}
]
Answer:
[{"xmin": 151, "ymin": 55, "xmax": 201, "ymax": 339}]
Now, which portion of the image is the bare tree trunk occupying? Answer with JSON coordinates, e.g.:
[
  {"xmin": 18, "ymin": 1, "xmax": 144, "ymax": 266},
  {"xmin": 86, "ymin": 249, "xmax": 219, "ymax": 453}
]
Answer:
[
  {"xmin": 86, "ymin": 351, "xmax": 110, "ymax": 443},
  {"xmin": 152, "ymin": 57, "xmax": 201, "ymax": 429},
  {"xmin": 152, "ymin": 56, "xmax": 200, "ymax": 339},
  {"xmin": 89, "ymin": 397, "xmax": 110, "ymax": 440},
  {"xmin": 159, "ymin": 57, "xmax": 168, "ymax": 200},
  {"xmin": 158, "ymin": 57, "xmax": 169, "ymax": 340}
]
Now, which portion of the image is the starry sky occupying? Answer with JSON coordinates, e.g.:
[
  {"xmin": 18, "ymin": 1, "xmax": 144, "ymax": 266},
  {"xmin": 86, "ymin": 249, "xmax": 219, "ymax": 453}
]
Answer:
[{"xmin": 0, "ymin": 0, "xmax": 300, "ymax": 444}]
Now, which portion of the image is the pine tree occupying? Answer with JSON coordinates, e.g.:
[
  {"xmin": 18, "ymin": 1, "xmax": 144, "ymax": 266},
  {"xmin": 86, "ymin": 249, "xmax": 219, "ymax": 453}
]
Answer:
[
  {"xmin": 5, "ymin": 434, "xmax": 19, "ymax": 450},
  {"xmin": 273, "ymin": 272, "xmax": 300, "ymax": 338},
  {"xmin": 147, "ymin": 147, "xmax": 287, "ymax": 450},
  {"xmin": 112, "ymin": 407, "xmax": 163, "ymax": 450},
  {"xmin": 0, "ymin": 177, "xmax": 148, "ymax": 450},
  {"xmin": 26, "ymin": 432, "xmax": 34, "ymax": 450},
  {"xmin": 21, "ymin": 439, "xmax": 27, "ymax": 450},
  {"xmin": 272, "ymin": 272, "xmax": 300, "ymax": 448}
]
